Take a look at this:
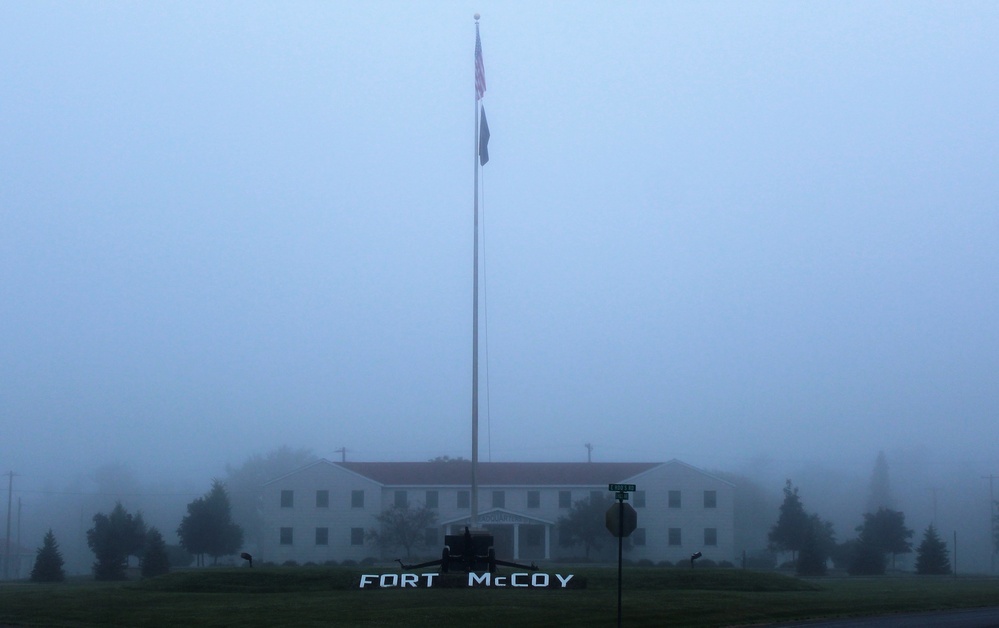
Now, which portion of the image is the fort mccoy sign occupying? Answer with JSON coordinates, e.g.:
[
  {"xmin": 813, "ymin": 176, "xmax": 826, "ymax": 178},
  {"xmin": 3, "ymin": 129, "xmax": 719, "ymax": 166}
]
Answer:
[{"xmin": 357, "ymin": 572, "xmax": 582, "ymax": 589}]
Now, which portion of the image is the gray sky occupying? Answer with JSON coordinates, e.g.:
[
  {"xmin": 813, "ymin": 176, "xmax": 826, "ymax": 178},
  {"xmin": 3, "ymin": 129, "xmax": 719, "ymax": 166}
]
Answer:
[{"xmin": 2, "ymin": 1, "xmax": 997, "ymax": 488}]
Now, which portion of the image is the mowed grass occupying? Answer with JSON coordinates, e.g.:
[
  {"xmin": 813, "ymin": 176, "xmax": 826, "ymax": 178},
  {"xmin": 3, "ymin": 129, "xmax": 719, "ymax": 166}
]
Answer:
[{"xmin": 1, "ymin": 567, "xmax": 998, "ymax": 627}]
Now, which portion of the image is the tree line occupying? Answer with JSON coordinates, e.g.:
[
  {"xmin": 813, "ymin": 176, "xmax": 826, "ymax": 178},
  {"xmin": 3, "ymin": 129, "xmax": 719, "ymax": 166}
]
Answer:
[{"xmin": 30, "ymin": 479, "xmax": 243, "ymax": 582}]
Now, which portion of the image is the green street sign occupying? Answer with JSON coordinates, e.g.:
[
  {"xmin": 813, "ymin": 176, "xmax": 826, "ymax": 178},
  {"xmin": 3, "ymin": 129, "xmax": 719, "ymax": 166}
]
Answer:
[
  {"xmin": 608, "ymin": 483, "xmax": 636, "ymax": 492},
  {"xmin": 615, "ymin": 491, "xmax": 629, "ymax": 500}
]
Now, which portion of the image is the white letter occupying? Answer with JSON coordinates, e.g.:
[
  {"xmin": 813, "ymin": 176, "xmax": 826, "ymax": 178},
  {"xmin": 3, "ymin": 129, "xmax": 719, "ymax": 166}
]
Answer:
[
  {"xmin": 494, "ymin": 576, "xmax": 506, "ymax": 587},
  {"xmin": 468, "ymin": 572, "xmax": 491, "ymax": 587},
  {"xmin": 423, "ymin": 573, "xmax": 439, "ymax": 588},
  {"xmin": 401, "ymin": 573, "xmax": 418, "ymax": 588},
  {"xmin": 532, "ymin": 573, "xmax": 550, "ymax": 588},
  {"xmin": 379, "ymin": 574, "xmax": 399, "ymax": 588},
  {"xmin": 511, "ymin": 573, "xmax": 527, "ymax": 587},
  {"xmin": 556, "ymin": 573, "xmax": 574, "ymax": 588},
  {"xmin": 359, "ymin": 574, "xmax": 376, "ymax": 589}
]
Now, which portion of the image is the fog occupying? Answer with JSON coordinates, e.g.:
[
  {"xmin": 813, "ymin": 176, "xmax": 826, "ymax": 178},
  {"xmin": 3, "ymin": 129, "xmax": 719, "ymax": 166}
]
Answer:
[{"xmin": 2, "ymin": 3, "xmax": 997, "ymax": 573}]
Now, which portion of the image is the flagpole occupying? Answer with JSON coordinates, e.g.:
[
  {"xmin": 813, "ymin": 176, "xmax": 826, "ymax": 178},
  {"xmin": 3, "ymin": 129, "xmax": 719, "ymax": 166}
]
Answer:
[{"xmin": 471, "ymin": 14, "xmax": 482, "ymax": 529}]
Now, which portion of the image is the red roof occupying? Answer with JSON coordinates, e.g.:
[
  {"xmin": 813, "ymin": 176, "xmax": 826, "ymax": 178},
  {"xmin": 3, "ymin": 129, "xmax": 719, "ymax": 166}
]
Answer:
[{"xmin": 336, "ymin": 461, "xmax": 660, "ymax": 487}]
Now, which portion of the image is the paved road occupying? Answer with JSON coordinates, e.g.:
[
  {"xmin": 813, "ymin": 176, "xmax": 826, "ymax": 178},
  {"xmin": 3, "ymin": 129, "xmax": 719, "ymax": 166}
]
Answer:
[{"xmin": 769, "ymin": 606, "xmax": 999, "ymax": 627}]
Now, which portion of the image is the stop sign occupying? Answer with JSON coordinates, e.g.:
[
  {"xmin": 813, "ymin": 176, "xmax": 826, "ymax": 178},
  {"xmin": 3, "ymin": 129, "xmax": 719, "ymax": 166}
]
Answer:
[{"xmin": 605, "ymin": 502, "xmax": 638, "ymax": 537}]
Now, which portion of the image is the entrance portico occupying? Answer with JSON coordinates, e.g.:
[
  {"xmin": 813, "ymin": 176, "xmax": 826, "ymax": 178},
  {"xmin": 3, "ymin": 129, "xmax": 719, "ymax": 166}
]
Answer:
[{"xmin": 443, "ymin": 509, "xmax": 554, "ymax": 561}]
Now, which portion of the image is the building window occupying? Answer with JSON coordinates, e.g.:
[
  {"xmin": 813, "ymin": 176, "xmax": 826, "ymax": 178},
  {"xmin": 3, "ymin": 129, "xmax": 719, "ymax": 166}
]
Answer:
[
  {"xmin": 316, "ymin": 490, "xmax": 329, "ymax": 508},
  {"xmin": 424, "ymin": 527, "xmax": 438, "ymax": 548},
  {"xmin": 633, "ymin": 491, "xmax": 646, "ymax": 508},
  {"xmin": 351, "ymin": 490, "xmax": 364, "ymax": 508},
  {"xmin": 668, "ymin": 527, "xmax": 682, "ymax": 546},
  {"xmin": 559, "ymin": 491, "xmax": 571, "ymax": 509},
  {"xmin": 395, "ymin": 490, "xmax": 408, "ymax": 508},
  {"xmin": 527, "ymin": 491, "xmax": 540, "ymax": 508},
  {"xmin": 350, "ymin": 527, "xmax": 364, "ymax": 545},
  {"xmin": 668, "ymin": 490, "xmax": 681, "ymax": 508},
  {"xmin": 280, "ymin": 490, "xmax": 294, "ymax": 508},
  {"xmin": 492, "ymin": 491, "xmax": 505, "ymax": 508},
  {"xmin": 703, "ymin": 490, "xmax": 717, "ymax": 509},
  {"xmin": 316, "ymin": 527, "xmax": 329, "ymax": 545},
  {"xmin": 458, "ymin": 491, "xmax": 470, "ymax": 509},
  {"xmin": 425, "ymin": 490, "xmax": 439, "ymax": 509},
  {"xmin": 633, "ymin": 528, "xmax": 646, "ymax": 546},
  {"xmin": 704, "ymin": 528, "xmax": 717, "ymax": 546},
  {"xmin": 280, "ymin": 527, "xmax": 293, "ymax": 545}
]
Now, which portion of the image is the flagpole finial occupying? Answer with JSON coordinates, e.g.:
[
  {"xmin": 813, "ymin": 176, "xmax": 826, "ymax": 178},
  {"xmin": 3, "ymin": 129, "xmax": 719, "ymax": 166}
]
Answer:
[{"xmin": 474, "ymin": 13, "xmax": 480, "ymax": 21}]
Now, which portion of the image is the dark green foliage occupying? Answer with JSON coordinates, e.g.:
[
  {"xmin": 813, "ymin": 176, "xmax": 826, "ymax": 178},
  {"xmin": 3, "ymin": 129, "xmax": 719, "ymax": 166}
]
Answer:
[
  {"xmin": 768, "ymin": 480, "xmax": 810, "ymax": 562},
  {"xmin": 177, "ymin": 479, "xmax": 244, "ymax": 566},
  {"xmin": 915, "ymin": 525, "xmax": 951, "ymax": 575},
  {"xmin": 855, "ymin": 507, "xmax": 913, "ymax": 569},
  {"xmin": 30, "ymin": 529, "xmax": 65, "ymax": 582},
  {"xmin": 557, "ymin": 492, "xmax": 615, "ymax": 559},
  {"xmin": 86, "ymin": 502, "xmax": 147, "ymax": 580},
  {"xmin": 847, "ymin": 538, "xmax": 888, "ymax": 575},
  {"xmin": 797, "ymin": 515, "xmax": 835, "ymax": 576},
  {"xmin": 365, "ymin": 503, "xmax": 438, "ymax": 559},
  {"xmin": 141, "ymin": 527, "xmax": 171, "ymax": 578}
]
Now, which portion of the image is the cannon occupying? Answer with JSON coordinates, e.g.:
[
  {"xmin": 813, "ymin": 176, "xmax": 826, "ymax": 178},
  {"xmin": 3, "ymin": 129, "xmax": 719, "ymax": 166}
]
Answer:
[{"xmin": 397, "ymin": 526, "xmax": 538, "ymax": 573}]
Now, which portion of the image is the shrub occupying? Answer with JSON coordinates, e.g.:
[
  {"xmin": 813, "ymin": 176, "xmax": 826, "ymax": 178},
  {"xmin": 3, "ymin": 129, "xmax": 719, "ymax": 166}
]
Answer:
[{"xmin": 282, "ymin": 560, "xmax": 298, "ymax": 567}]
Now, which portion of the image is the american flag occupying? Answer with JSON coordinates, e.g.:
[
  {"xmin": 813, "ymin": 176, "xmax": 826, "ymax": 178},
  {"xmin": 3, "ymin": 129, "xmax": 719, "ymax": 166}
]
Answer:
[{"xmin": 475, "ymin": 25, "xmax": 486, "ymax": 100}]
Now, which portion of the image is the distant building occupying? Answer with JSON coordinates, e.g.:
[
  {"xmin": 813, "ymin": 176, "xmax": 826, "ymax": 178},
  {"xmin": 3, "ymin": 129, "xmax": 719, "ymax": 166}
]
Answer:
[{"xmin": 259, "ymin": 459, "xmax": 735, "ymax": 565}]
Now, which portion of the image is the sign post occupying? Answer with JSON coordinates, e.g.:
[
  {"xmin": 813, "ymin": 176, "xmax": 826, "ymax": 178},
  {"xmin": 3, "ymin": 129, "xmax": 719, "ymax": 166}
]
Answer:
[{"xmin": 606, "ymin": 484, "xmax": 638, "ymax": 628}]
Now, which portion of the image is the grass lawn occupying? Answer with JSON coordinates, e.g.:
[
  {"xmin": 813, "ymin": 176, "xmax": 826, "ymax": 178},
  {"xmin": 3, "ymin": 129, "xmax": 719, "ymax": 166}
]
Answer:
[{"xmin": 1, "ymin": 567, "xmax": 998, "ymax": 627}]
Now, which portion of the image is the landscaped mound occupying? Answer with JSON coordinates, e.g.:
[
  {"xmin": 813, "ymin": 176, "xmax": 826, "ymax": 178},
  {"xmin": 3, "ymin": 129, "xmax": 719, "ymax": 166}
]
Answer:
[{"xmin": 137, "ymin": 566, "xmax": 820, "ymax": 594}]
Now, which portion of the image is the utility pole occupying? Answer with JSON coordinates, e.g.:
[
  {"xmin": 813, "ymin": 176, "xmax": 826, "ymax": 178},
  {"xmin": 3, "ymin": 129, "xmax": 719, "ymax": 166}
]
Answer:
[
  {"xmin": 334, "ymin": 447, "xmax": 348, "ymax": 463},
  {"xmin": 585, "ymin": 443, "xmax": 593, "ymax": 463},
  {"xmin": 3, "ymin": 471, "xmax": 16, "ymax": 580},
  {"xmin": 982, "ymin": 474, "xmax": 997, "ymax": 572}
]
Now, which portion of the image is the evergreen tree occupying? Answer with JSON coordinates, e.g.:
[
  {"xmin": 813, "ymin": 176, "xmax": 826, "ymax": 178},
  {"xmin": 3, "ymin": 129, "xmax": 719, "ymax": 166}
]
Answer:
[
  {"xmin": 178, "ymin": 479, "xmax": 244, "ymax": 566},
  {"xmin": 847, "ymin": 537, "xmax": 888, "ymax": 575},
  {"xmin": 86, "ymin": 502, "xmax": 147, "ymax": 580},
  {"xmin": 857, "ymin": 507, "xmax": 913, "ymax": 569},
  {"xmin": 865, "ymin": 451, "xmax": 893, "ymax": 513},
  {"xmin": 30, "ymin": 529, "xmax": 66, "ymax": 582},
  {"xmin": 768, "ymin": 480, "xmax": 810, "ymax": 563},
  {"xmin": 915, "ymin": 524, "xmax": 951, "ymax": 575},
  {"xmin": 141, "ymin": 527, "xmax": 171, "ymax": 578},
  {"xmin": 796, "ymin": 514, "xmax": 835, "ymax": 576}
]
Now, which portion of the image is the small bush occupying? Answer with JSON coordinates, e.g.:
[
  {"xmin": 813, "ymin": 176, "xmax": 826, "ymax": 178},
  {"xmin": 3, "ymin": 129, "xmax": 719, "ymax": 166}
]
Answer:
[
  {"xmin": 340, "ymin": 559, "xmax": 357, "ymax": 567},
  {"xmin": 657, "ymin": 560, "xmax": 674, "ymax": 568},
  {"xmin": 323, "ymin": 560, "xmax": 339, "ymax": 567},
  {"xmin": 282, "ymin": 560, "xmax": 298, "ymax": 567},
  {"xmin": 360, "ymin": 557, "xmax": 377, "ymax": 566},
  {"xmin": 718, "ymin": 561, "xmax": 735, "ymax": 568},
  {"xmin": 636, "ymin": 559, "xmax": 654, "ymax": 567}
]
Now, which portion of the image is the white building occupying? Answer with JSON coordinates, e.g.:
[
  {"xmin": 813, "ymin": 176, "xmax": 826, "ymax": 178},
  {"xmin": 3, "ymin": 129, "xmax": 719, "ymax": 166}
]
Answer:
[{"xmin": 259, "ymin": 459, "xmax": 734, "ymax": 566}]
